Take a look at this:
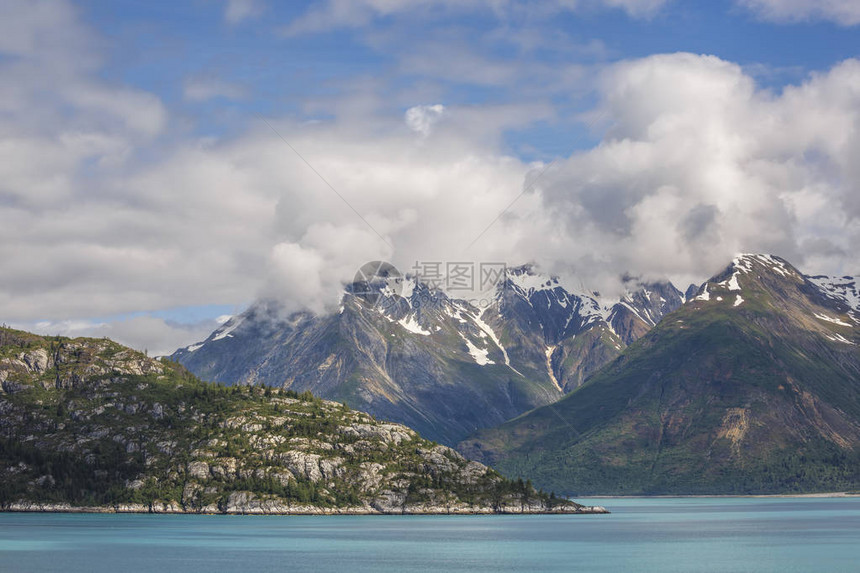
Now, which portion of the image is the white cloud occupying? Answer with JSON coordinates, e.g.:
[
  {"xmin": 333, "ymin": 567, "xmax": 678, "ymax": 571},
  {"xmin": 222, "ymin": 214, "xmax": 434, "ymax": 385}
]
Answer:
[
  {"xmin": 183, "ymin": 77, "xmax": 248, "ymax": 102},
  {"xmin": 285, "ymin": 0, "xmax": 672, "ymax": 35},
  {"xmin": 405, "ymin": 104, "xmax": 445, "ymax": 136},
  {"xmin": 511, "ymin": 53, "xmax": 860, "ymax": 293},
  {"xmin": 224, "ymin": 0, "xmax": 264, "ymax": 24},
  {"xmin": 600, "ymin": 0, "xmax": 670, "ymax": 18},
  {"xmin": 16, "ymin": 316, "xmax": 228, "ymax": 357},
  {"xmin": 737, "ymin": 0, "xmax": 860, "ymax": 25},
  {"xmin": 2, "ymin": 0, "xmax": 860, "ymax": 358}
]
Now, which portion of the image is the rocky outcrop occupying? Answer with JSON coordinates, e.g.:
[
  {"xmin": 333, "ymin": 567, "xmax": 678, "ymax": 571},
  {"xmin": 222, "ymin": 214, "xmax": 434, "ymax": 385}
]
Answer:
[{"xmin": 0, "ymin": 333, "xmax": 164, "ymax": 394}]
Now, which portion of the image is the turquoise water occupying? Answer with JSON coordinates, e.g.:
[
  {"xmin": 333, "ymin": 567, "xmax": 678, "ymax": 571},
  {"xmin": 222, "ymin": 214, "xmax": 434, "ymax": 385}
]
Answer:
[{"xmin": 1, "ymin": 498, "xmax": 859, "ymax": 572}]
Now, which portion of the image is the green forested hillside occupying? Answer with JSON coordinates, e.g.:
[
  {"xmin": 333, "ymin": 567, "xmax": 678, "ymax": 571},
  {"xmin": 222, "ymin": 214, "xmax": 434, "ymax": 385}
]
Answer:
[{"xmin": 0, "ymin": 327, "xmax": 589, "ymax": 514}]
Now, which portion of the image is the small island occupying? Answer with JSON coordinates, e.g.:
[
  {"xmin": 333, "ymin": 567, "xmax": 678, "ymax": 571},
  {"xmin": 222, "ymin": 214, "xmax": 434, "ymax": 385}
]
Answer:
[{"xmin": 0, "ymin": 328, "xmax": 607, "ymax": 516}]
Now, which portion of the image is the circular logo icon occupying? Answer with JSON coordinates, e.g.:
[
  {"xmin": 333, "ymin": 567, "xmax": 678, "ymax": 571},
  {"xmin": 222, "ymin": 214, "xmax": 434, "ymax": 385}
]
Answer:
[{"xmin": 351, "ymin": 261, "xmax": 403, "ymax": 307}]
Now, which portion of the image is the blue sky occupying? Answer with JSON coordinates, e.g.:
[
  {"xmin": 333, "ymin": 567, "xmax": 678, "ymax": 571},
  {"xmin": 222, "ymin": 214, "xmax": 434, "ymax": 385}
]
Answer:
[
  {"xmin": 78, "ymin": 0, "xmax": 860, "ymax": 160},
  {"xmin": 1, "ymin": 0, "xmax": 859, "ymax": 353}
]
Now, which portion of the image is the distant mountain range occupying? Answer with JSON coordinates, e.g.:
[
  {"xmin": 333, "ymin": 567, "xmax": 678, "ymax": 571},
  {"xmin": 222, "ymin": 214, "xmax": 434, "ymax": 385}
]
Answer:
[
  {"xmin": 172, "ymin": 265, "xmax": 686, "ymax": 445},
  {"xmin": 460, "ymin": 255, "xmax": 860, "ymax": 495}
]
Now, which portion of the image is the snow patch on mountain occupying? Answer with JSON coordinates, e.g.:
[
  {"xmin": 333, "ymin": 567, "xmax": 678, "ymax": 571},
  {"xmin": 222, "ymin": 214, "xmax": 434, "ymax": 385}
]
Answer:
[
  {"xmin": 725, "ymin": 273, "xmax": 741, "ymax": 291},
  {"xmin": 444, "ymin": 306, "xmax": 468, "ymax": 324},
  {"xmin": 212, "ymin": 316, "xmax": 243, "ymax": 341},
  {"xmin": 826, "ymin": 332, "xmax": 856, "ymax": 345},
  {"xmin": 618, "ymin": 301, "xmax": 652, "ymax": 324},
  {"xmin": 398, "ymin": 315, "xmax": 431, "ymax": 336},
  {"xmin": 505, "ymin": 265, "xmax": 607, "ymax": 323},
  {"xmin": 545, "ymin": 346, "xmax": 562, "ymax": 392},
  {"xmin": 506, "ymin": 266, "xmax": 556, "ymax": 292},
  {"xmin": 733, "ymin": 255, "xmax": 755, "ymax": 274},
  {"xmin": 813, "ymin": 312, "xmax": 853, "ymax": 328},
  {"xmin": 732, "ymin": 254, "xmax": 794, "ymax": 278},
  {"xmin": 808, "ymin": 275, "xmax": 860, "ymax": 316},
  {"xmin": 756, "ymin": 254, "xmax": 791, "ymax": 277},
  {"xmin": 400, "ymin": 277, "xmax": 416, "ymax": 300},
  {"xmin": 462, "ymin": 305, "xmax": 522, "ymax": 376},
  {"xmin": 461, "ymin": 334, "xmax": 494, "ymax": 366}
]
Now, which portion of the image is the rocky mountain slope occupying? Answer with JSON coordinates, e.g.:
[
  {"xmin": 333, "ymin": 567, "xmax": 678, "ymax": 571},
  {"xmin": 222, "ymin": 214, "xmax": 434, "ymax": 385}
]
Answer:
[
  {"xmin": 173, "ymin": 265, "xmax": 684, "ymax": 445},
  {"xmin": 460, "ymin": 255, "xmax": 860, "ymax": 495},
  {"xmin": 0, "ymin": 327, "xmax": 600, "ymax": 514}
]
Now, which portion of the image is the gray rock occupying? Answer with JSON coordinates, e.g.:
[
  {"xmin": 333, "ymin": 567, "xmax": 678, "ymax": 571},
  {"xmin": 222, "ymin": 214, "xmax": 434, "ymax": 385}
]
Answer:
[
  {"xmin": 21, "ymin": 349, "xmax": 51, "ymax": 374},
  {"xmin": 150, "ymin": 403, "xmax": 164, "ymax": 419},
  {"xmin": 279, "ymin": 451, "xmax": 323, "ymax": 482},
  {"xmin": 182, "ymin": 482, "xmax": 201, "ymax": 505},
  {"xmin": 186, "ymin": 461, "xmax": 210, "ymax": 480},
  {"xmin": 126, "ymin": 479, "xmax": 145, "ymax": 490}
]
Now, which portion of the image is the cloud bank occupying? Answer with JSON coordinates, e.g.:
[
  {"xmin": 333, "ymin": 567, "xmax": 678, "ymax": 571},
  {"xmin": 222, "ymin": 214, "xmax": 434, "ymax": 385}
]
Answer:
[
  {"xmin": 2, "ymin": 1, "xmax": 860, "ymax": 353},
  {"xmin": 518, "ymin": 54, "xmax": 860, "ymax": 293}
]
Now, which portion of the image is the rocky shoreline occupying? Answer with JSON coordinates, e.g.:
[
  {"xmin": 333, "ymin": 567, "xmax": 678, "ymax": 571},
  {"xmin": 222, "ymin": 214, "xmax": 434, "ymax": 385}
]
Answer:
[{"xmin": 3, "ymin": 500, "xmax": 609, "ymax": 515}]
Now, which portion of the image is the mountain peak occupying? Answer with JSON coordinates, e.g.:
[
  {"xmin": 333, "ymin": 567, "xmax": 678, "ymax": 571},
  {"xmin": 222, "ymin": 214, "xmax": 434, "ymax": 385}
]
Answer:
[
  {"xmin": 462, "ymin": 255, "xmax": 860, "ymax": 495},
  {"xmin": 689, "ymin": 254, "xmax": 804, "ymax": 306},
  {"xmin": 731, "ymin": 253, "xmax": 799, "ymax": 278}
]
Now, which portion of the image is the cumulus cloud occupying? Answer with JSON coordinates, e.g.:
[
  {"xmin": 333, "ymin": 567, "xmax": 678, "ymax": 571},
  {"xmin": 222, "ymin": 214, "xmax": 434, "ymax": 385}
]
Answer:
[
  {"xmin": 737, "ymin": 0, "xmax": 860, "ymax": 25},
  {"xmin": 509, "ymin": 53, "xmax": 860, "ymax": 294},
  {"xmin": 0, "ymin": 0, "xmax": 532, "ymax": 344},
  {"xmin": 405, "ymin": 104, "xmax": 445, "ymax": 136},
  {"xmin": 254, "ymin": 116, "xmax": 532, "ymax": 313},
  {"xmin": 3, "ymin": 0, "xmax": 860, "ymax": 357},
  {"xmin": 0, "ymin": 2, "xmax": 261, "ymax": 329}
]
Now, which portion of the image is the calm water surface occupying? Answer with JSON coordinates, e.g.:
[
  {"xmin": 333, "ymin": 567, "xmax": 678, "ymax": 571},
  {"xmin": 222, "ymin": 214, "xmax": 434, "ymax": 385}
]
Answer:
[{"xmin": 1, "ymin": 498, "xmax": 859, "ymax": 572}]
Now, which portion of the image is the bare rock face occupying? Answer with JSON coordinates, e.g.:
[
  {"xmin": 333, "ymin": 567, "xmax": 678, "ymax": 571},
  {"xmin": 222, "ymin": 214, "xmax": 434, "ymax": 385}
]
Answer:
[
  {"xmin": 341, "ymin": 423, "xmax": 415, "ymax": 446},
  {"xmin": 21, "ymin": 349, "xmax": 51, "ymax": 374},
  {"xmin": 371, "ymin": 490, "xmax": 407, "ymax": 513},
  {"xmin": 0, "ymin": 334, "xmax": 167, "ymax": 393},
  {"xmin": 186, "ymin": 461, "xmax": 210, "ymax": 480}
]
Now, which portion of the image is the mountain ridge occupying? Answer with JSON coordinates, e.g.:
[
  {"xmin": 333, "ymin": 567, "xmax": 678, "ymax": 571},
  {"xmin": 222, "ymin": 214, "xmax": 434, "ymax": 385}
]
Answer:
[
  {"xmin": 459, "ymin": 254, "xmax": 860, "ymax": 495},
  {"xmin": 172, "ymin": 265, "xmax": 685, "ymax": 445}
]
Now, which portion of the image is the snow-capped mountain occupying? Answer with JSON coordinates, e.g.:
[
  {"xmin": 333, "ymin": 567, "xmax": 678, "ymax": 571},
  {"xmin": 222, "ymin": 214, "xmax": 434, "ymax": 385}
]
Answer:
[
  {"xmin": 806, "ymin": 274, "xmax": 860, "ymax": 318},
  {"xmin": 172, "ymin": 264, "xmax": 684, "ymax": 445},
  {"xmin": 462, "ymin": 254, "xmax": 860, "ymax": 495}
]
